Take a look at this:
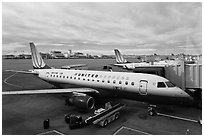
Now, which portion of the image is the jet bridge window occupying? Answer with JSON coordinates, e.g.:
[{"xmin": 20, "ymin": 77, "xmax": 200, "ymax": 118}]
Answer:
[{"xmin": 157, "ymin": 82, "xmax": 166, "ymax": 88}]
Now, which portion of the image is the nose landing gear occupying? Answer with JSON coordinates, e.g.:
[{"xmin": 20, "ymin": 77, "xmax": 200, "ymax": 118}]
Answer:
[{"xmin": 148, "ymin": 105, "xmax": 157, "ymax": 116}]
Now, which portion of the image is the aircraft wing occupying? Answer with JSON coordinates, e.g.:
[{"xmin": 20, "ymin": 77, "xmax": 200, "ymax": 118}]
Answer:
[
  {"xmin": 5, "ymin": 70, "xmax": 38, "ymax": 75},
  {"xmin": 61, "ymin": 64, "xmax": 88, "ymax": 70},
  {"xmin": 2, "ymin": 88, "xmax": 99, "ymax": 95}
]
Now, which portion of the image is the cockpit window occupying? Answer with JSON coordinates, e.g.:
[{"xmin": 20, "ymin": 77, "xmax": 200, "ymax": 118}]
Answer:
[
  {"xmin": 157, "ymin": 82, "xmax": 166, "ymax": 88},
  {"xmin": 165, "ymin": 81, "xmax": 175, "ymax": 87}
]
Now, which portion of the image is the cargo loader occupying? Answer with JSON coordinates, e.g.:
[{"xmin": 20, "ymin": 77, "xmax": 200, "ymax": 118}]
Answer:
[{"xmin": 65, "ymin": 102, "xmax": 125, "ymax": 129}]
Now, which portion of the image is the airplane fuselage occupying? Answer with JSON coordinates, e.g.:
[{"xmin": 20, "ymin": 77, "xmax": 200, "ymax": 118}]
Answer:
[
  {"xmin": 34, "ymin": 69, "xmax": 193, "ymax": 105},
  {"xmin": 114, "ymin": 61, "xmax": 180, "ymax": 70}
]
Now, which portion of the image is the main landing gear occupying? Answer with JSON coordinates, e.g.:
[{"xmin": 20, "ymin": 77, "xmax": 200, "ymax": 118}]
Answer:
[{"xmin": 148, "ymin": 105, "xmax": 157, "ymax": 116}]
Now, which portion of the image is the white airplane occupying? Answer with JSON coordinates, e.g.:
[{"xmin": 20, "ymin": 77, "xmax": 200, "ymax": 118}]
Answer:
[
  {"xmin": 114, "ymin": 49, "xmax": 180, "ymax": 70},
  {"xmin": 3, "ymin": 43, "xmax": 193, "ymax": 115},
  {"xmin": 61, "ymin": 64, "xmax": 88, "ymax": 70}
]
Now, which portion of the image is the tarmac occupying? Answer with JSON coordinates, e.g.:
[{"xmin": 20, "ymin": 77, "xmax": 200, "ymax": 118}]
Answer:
[{"xmin": 2, "ymin": 68, "xmax": 202, "ymax": 135}]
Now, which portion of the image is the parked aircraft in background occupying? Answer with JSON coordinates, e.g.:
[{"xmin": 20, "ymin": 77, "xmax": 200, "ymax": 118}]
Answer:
[
  {"xmin": 3, "ymin": 43, "xmax": 193, "ymax": 115},
  {"xmin": 114, "ymin": 49, "xmax": 180, "ymax": 70},
  {"xmin": 61, "ymin": 64, "xmax": 88, "ymax": 70}
]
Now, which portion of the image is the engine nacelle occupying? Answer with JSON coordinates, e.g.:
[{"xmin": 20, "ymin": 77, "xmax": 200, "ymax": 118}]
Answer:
[{"xmin": 68, "ymin": 94, "xmax": 95, "ymax": 110}]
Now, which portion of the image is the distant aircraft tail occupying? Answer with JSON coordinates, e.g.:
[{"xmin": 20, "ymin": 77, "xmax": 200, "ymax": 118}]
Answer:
[
  {"xmin": 30, "ymin": 42, "xmax": 51, "ymax": 69},
  {"xmin": 114, "ymin": 49, "xmax": 128, "ymax": 64}
]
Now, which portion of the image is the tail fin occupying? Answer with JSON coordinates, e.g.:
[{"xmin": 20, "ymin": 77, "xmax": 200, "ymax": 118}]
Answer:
[
  {"xmin": 30, "ymin": 42, "xmax": 51, "ymax": 69},
  {"xmin": 114, "ymin": 49, "xmax": 128, "ymax": 64}
]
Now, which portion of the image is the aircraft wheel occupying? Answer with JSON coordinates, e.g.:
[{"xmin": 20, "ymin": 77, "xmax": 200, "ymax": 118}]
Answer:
[
  {"xmin": 115, "ymin": 113, "xmax": 119, "ymax": 120},
  {"xmin": 103, "ymin": 120, "xmax": 108, "ymax": 127},
  {"xmin": 148, "ymin": 108, "xmax": 156, "ymax": 116}
]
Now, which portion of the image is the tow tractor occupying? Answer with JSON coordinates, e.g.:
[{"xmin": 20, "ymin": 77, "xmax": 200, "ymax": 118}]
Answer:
[
  {"xmin": 65, "ymin": 102, "xmax": 125, "ymax": 129},
  {"xmin": 147, "ymin": 105, "xmax": 202, "ymax": 125}
]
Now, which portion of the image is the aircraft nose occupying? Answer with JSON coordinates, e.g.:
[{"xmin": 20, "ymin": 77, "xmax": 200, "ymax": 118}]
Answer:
[{"xmin": 178, "ymin": 88, "xmax": 194, "ymax": 100}]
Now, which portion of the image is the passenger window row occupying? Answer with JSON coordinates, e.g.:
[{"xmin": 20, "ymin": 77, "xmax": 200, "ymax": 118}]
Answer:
[
  {"xmin": 74, "ymin": 73, "xmax": 129, "ymax": 80},
  {"xmin": 48, "ymin": 74, "xmax": 135, "ymax": 86},
  {"xmin": 49, "ymin": 73, "xmax": 129, "ymax": 81}
]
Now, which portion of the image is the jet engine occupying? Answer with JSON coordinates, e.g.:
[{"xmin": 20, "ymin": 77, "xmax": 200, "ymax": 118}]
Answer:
[{"xmin": 66, "ymin": 92, "xmax": 95, "ymax": 110}]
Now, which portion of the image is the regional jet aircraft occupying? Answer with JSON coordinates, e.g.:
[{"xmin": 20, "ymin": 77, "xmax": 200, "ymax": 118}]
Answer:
[
  {"xmin": 3, "ymin": 43, "xmax": 193, "ymax": 115},
  {"xmin": 114, "ymin": 49, "xmax": 180, "ymax": 70}
]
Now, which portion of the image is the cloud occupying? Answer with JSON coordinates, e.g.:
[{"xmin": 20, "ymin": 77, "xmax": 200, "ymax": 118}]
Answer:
[
  {"xmin": 51, "ymin": 43, "xmax": 65, "ymax": 46},
  {"xmin": 2, "ymin": 42, "xmax": 27, "ymax": 54},
  {"xmin": 2, "ymin": 2, "xmax": 202, "ymax": 55}
]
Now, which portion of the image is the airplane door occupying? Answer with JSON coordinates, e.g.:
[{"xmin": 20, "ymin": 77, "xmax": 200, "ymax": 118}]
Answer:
[{"xmin": 139, "ymin": 80, "xmax": 148, "ymax": 95}]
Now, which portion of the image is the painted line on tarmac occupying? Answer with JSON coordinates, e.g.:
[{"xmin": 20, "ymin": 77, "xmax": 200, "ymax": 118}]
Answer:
[
  {"xmin": 157, "ymin": 112, "xmax": 199, "ymax": 123},
  {"xmin": 113, "ymin": 126, "xmax": 124, "ymax": 135},
  {"xmin": 113, "ymin": 126, "xmax": 152, "ymax": 135},
  {"xmin": 38, "ymin": 129, "xmax": 64, "ymax": 135},
  {"xmin": 4, "ymin": 72, "xmax": 22, "ymax": 88}
]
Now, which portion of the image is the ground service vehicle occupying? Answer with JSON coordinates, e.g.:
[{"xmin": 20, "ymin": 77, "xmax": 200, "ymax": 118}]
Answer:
[{"xmin": 66, "ymin": 102, "xmax": 125, "ymax": 129}]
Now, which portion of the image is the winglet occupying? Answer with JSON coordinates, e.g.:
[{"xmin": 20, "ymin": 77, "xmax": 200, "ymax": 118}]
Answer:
[{"xmin": 30, "ymin": 42, "xmax": 51, "ymax": 69}]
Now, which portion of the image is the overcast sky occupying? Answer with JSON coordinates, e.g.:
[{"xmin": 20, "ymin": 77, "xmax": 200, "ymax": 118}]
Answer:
[{"xmin": 2, "ymin": 2, "xmax": 202, "ymax": 55}]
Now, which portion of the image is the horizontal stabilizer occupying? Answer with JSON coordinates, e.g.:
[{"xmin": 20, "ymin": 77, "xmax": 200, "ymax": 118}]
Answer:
[{"xmin": 2, "ymin": 88, "xmax": 99, "ymax": 95}]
